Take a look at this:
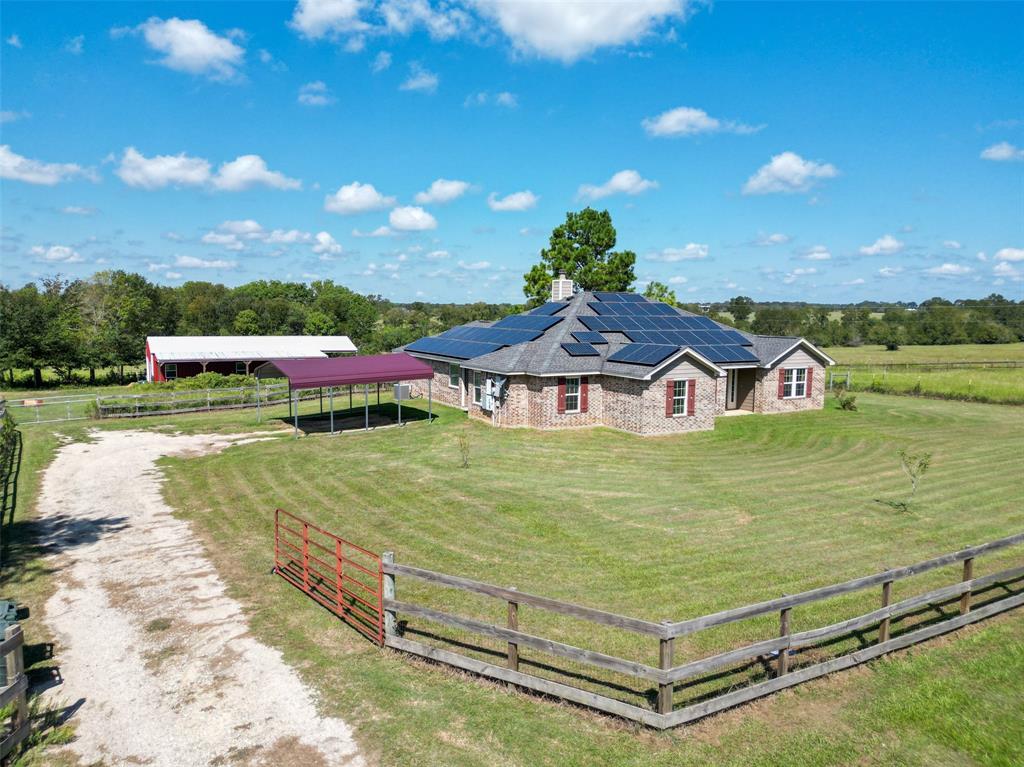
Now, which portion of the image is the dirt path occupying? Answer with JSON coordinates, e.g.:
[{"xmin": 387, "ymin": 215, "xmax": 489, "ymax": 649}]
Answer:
[{"xmin": 38, "ymin": 430, "xmax": 363, "ymax": 767}]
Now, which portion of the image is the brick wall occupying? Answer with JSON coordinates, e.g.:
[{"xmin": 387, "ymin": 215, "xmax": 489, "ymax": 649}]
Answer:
[
  {"xmin": 752, "ymin": 347, "xmax": 826, "ymax": 414},
  {"xmin": 409, "ymin": 358, "xmax": 465, "ymax": 409}
]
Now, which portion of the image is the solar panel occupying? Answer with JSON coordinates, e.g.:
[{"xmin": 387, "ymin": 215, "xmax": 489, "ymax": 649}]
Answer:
[
  {"xmin": 405, "ymin": 337, "xmax": 504, "ymax": 359},
  {"xmin": 588, "ymin": 301, "xmax": 616, "ymax": 315},
  {"xmin": 619, "ymin": 293, "xmax": 646, "ymax": 302},
  {"xmin": 492, "ymin": 314, "xmax": 563, "ymax": 331},
  {"xmin": 592, "ymin": 291, "xmax": 625, "ymax": 302},
  {"xmin": 530, "ymin": 301, "xmax": 568, "ymax": 316},
  {"xmin": 572, "ymin": 331, "xmax": 607, "ymax": 344},
  {"xmin": 607, "ymin": 343, "xmax": 677, "ymax": 366},
  {"xmin": 578, "ymin": 315, "xmax": 610, "ymax": 331},
  {"xmin": 440, "ymin": 326, "xmax": 541, "ymax": 344},
  {"xmin": 561, "ymin": 342, "xmax": 600, "ymax": 356}
]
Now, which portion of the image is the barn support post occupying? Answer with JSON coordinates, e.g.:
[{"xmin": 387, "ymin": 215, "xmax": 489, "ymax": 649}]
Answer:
[
  {"xmin": 364, "ymin": 384, "xmax": 369, "ymax": 431},
  {"xmin": 382, "ymin": 551, "xmax": 396, "ymax": 638},
  {"xmin": 329, "ymin": 387, "xmax": 335, "ymax": 435},
  {"xmin": 397, "ymin": 380, "xmax": 402, "ymax": 426},
  {"xmin": 256, "ymin": 377, "xmax": 261, "ymax": 423}
]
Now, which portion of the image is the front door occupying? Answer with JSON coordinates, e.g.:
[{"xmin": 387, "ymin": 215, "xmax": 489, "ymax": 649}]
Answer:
[{"xmin": 726, "ymin": 369, "xmax": 738, "ymax": 410}]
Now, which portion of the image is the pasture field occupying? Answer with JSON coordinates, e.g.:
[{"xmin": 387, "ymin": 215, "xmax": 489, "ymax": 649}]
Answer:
[
  {"xmin": 823, "ymin": 343, "xmax": 1024, "ymax": 365},
  {"xmin": 3, "ymin": 393, "xmax": 1023, "ymax": 765}
]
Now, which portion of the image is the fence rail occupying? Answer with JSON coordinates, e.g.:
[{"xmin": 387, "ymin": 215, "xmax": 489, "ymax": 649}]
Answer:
[
  {"xmin": 3, "ymin": 393, "xmax": 96, "ymax": 425},
  {"xmin": 840, "ymin": 359, "xmax": 1023, "ymax": 370},
  {"xmin": 275, "ymin": 511, "xmax": 1024, "ymax": 729},
  {"xmin": 0, "ymin": 625, "xmax": 30, "ymax": 759}
]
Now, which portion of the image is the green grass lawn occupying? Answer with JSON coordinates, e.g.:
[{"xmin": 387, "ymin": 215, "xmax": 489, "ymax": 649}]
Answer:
[
  {"xmin": 829, "ymin": 366, "xmax": 1024, "ymax": 405},
  {"xmin": 142, "ymin": 393, "xmax": 1024, "ymax": 766},
  {"xmin": 824, "ymin": 343, "xmax": 1024, "ymax": 365}
]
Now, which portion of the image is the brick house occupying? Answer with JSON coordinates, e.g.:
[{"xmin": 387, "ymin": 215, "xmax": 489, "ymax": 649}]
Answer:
[{"xmin": 403, "ymin": 279, "xmax": 833, "ymax": 436}]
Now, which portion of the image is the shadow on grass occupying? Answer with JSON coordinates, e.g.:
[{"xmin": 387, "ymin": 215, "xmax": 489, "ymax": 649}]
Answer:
[{"xmin": 275, "ymin": 401, "xmax": 433, "ymax": 435}]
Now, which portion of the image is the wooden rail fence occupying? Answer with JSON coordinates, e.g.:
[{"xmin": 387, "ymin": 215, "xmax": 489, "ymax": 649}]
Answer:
[
  {"xmin": 0, "ymin": 625, "xmax": 29, "ymax": 759},
  {"xmin": 276, "ymin": 513, "xmax": 1024, "ymax": 729}
]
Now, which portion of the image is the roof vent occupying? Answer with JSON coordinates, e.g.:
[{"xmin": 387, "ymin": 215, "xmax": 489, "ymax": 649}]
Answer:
[{"xmin": 551, "ymin": 271, "xmax": 574, "ymax": 302}]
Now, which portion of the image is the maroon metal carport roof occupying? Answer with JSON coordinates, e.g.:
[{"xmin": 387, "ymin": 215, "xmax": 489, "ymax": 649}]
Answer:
[{"xmin": 255, "ymin": 353, "xmax": 433, "ymax": 389}]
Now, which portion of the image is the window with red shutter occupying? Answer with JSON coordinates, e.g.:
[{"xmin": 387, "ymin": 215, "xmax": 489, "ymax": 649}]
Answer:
[
  {"xmin": 777, "ymin": 368, "xmax": 786, "ymax": 398},
  {"xmin": 580, "ymin": 377, "xmax": 589, "ymax": 413},
  {"xmin": 665, "ymin": 380, "xmax": 674, "ymax": 416},
  {"xmin": 557, "ymin": 377, "xmax": 566, "ymax": 414},
  {"xmin": 806, "ymin": 367, "xmax": 814, "ymax": 397},
  {"xmin": 687, "ymin": 378, "xmax": 696, "ymax": 416}
]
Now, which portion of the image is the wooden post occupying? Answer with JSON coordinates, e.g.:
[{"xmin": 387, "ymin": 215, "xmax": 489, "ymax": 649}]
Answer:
[
  {"xmin": 879, "ymin": 578, "xmax": 893, "ymax": 643},
  {"xmin": 658, "ymin": 621, "xmax": 674, "ymax": 714},
  {"xmin": 960, "ymin": 557, "xmax": 974, "ymax": 614},
  {"xmin": 382, "ymin": 551, "xmax": 396, "ymax": 638},
  {"xmin": 4, "ymin": 626, "xmax": 26, "ymax": 738},
  {"xmin": 777, "ymin": 607, "xmax": 791, "ymax": 676},
  {"xmin": 507, "ymin": 588, "xmax": 519, "ymax": 671}
]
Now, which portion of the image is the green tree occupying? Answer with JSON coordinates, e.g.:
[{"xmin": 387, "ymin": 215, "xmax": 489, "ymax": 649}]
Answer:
[
  {"xmin": 233, "ymin": 309, "xmax": 261, "ymax": 335},
  {"xmin": 523, "ymin": 208, "xmax": 636, "ymax": 304},
  {"xmin": 642, "ymin": 281, "xmax": 677, "ymax": 306},
  {"xmin": 727, "ymin": 296, "xmax": 755, "ymax": 323},
  {"xmin": 303, "ymin": 309, "xmax": 338, "ymax": 335}
]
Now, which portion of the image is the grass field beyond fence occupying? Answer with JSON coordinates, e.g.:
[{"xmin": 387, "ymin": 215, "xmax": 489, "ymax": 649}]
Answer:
[{"xmin": 150, "ymin": 393, "xmax": 1024, "ymax": 766}]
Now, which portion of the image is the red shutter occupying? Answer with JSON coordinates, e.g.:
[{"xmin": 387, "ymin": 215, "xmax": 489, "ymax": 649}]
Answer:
[
  {"xmin": 805, "ymin": 368, "xmax": 813, "ymax": 398},
  {"xmin": 580, "ymin": 377, "xmax": 589, "ymax": 413},
  {"xmin": 778, "ymin": 368, "xmax": 786, "ymax": 399},
  {"xmin": 665, "ymin": 380, "xmax": 674, "ymax": 416},
  {"xmin": 687, "ymin": 379, "xmax": 696, "ymax": 416},
  {"xmin": 557, "ymin": 377, "xmax": 566, "ymax": 414}
]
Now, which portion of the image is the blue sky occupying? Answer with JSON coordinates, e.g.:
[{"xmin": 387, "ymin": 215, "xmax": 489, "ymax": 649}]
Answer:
[{"xmin": 2, "ymin": 1, "xmax": 1022, "ymax": 304}]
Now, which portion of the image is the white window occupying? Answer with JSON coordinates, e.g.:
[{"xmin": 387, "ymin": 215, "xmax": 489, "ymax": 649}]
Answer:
[
  {"xmin": 672, "ymin": 379, "xmax": 688, "ymax": 416},
  {"xmin": 235, "ymin": 361, "xmax": 247, "ymax": 375},
  {"xmin": 164, "ymin": 363, "xmax": 177, "ymax": 380},
  {"xmin": 564, "ymin": 377, "xmax": 581, "ymax": 413},
  {"xmin": 783, "ymin": 367, "xmax": 807, "ymax": 398},
  {"xmin": 473, "ymin": 370, "xmax": 483, "ymax": 405},
  {"xmin": 448, "ymin": 363, "xmax": 460, "ymax": 388}
]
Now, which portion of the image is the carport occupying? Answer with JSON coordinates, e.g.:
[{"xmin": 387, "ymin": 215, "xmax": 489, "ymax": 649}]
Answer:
[{"xmin": 255, "ymin": 353, "xmax": 435, "ymax": 436}]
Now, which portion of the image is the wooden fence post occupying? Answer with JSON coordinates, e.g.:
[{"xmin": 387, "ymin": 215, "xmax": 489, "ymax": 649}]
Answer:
[
  {"xmin": 778, "ymin": 606, "xmax": 791, "ymax": 676},
  {"xmin": 960, "ymin": 557, "xmax": 974, "ymax": 614},
  {"xmin": 5, "ymin": 625, "xmax": 26, "ymax": 738},
  {"xmin": 382, "ymin": 551, "xmax": 396, "ymax": 638},
  {"xmin": 879, "ymin": 577, "xmax": 893, "ymax": 643},
  {"xmin": 507, "ymin": 587, "xmax": 519, "ymax": 671},
  {"xmin": 658, "ymin": 621, "xmax": 674, "ymax": 715}
]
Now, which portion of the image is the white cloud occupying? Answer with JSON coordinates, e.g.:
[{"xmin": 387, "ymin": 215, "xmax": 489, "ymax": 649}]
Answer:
[
  {"xmin": 201, "ymin": 232, "xmax": 245, "ymax": 250},
  {"xmin": 289, "ymin": 0, "xmax": 367, "ymax": 39},
  {"xmin": 927, "ymin": 263, "xmax": 973, "ymax": 277},
  {"xmin": 0, "ymin": 145, "xmax": 96, "ymax": 185},
  {"xmin": 400, "ymin": 62, "xmax": 439, "ymax": 92},
  {"xmin": 371, "ymin": 50, "xmax": 392, "ymax": 72},
  {"xmin": 782, "ymin": 267, "xmax": 816, "ymax": 284},
  {"xmin": 120, "ymin": 17, "xmax": 245, "ymax": 81},
  {"xmin": 943, "ymin": 239, "xmax": 963, "ymax": 250},
  {"xmin": 147, "ymin": 262, "xmax": 170, "ymax": 272},
  {"xmin": 994, "ymin": 247, "xmax": 1024, "ymax": 262},
  {"xmin": 352, "ymin": 225, "xmax": 394, "ymax": 237},
  {"xmin": 647, "ymin": 243, "xmax": 708, "ymax": 262},
  {"xmin": 218, "ymin": 219, "xmax": 264, "ymax": 236},
  {"xmin": 458, "ymin": 259, "xmax": 491, "ymax": 270},
  {"xmin": 264, "ymin": 228, "xmax": 311, "ymax": 244},
  {"xmin": 487, "ymin": 190, "xmax": 538, "ymax": 211},
  {"xmin": 389, "ymin": 205, "xmax": 437, "ymax": 231},
  {"xmin": 495, "ymin": 91, "xmax": 518, "ymax": 108},
  {"xmin": 324, "ymin": 181, "xmax": 396, "ymax": 214},
  {"xmin": 859, "ymin": 234, "xmax": 904, "ymax": 256},
  {"xmin": 425, "ymin": 249, "xmax": 450, "ymax": 259},
  {"xmin": 211, "ymin": 154, "xmax": 302, "ymax": 191},
  {"xmin": 6, "ymin": 34, "xmax": 22, "ymax": 48},
  {"xmin": 667, "ymin": 275, "xmax": 688, "ymax": 285},
  {"xmin": 980, "ymin": 141, "xmax": 1024, "ymax": 162},
  {"xmin": 65, "ymin": 35, "xmax": 84, "ymax": 54},
  {"xmin": 298, "ymin": 80, "xmax": 336, "ymax": 106},
  {"xmin": 473, "ymin": 0, "xmax": 685, "ymax": 63},
  {"xmin": 742, "ymin": 151, "xmax": 838, "ymax": 195},
  {"xmin": 642, "ymin": 106, "xmax": 761, "ymax": 137},
  {"xmin": 577, "ymin": 169, "xmax": 658, "ymax": 200},
  {"xmin": 803, "ymin": 244, "xmax": 831, "ymax": 260},
  {"xmin": 381, "ymin": 0, "xmax": 473, "ymax": 39},
  {"xmin": 842, "ymin": 278, "xmax": 866, "ymax": 286},
  {"xmin": 174, "ymin": 254, "xmax": 236, "ymax": 269},
  {"xmin": 312, "ymin": 231, "xmax": 343, "ymax": 256},
  {"xmin": 414, "ymin": 178, "xmax": 470, "ymax": 204},
  {"xmin": 878, "ymin": 266, "xmax": 903, "ymax": 278},
  {"xmin": 993, "ymin": 262, "xmax": 1021, "ymax": 279},
  {"xmin": 116, "ymin": 148, "xmax": 299, "ymax": 191},
  {"xmin": 30, "ymin": 244, "xmax": 83, "ymax": 263},
  {"xmin": 754, "ymin": 232, "xmax": 790, "ymax": 246},
  {"xmin": 59, "ymin": 205, "xmax": 97, "ymax": 216},
  {"xmin": 0, "ymin": 110, "xmax": 29, "ymax": 123}
]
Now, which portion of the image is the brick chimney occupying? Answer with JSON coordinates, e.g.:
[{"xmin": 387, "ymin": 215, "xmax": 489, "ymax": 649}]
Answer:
[{"xmin": 551, "ymin": 271, "xmax": 574, "ymax": 302}]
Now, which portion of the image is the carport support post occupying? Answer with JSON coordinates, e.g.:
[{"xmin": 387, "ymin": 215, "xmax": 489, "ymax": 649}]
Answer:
[
  {"xmin": 397, "ymin": 380, "xmax": 402, "ymax": 426},
  {"xmin": 364, "ymin": 384, "xmax": 369, "ymax": 430},
  {"xmin": 319, "ymin": 387, "xmax": 323, "ymax": 416},
  {"xmin": 428, "ymin": 379, "xmax": 433, "ymax": 423},
  {"xmin": 329, "ymin": 387, "xmax": 334, "ymax": 435},
  {"xmin": 293, "ymin": 388, "xmax": 299, "ymax": 438},
  {"xmin": 382, "ymin": 551, "xmax": 396, "ymax": 638}
]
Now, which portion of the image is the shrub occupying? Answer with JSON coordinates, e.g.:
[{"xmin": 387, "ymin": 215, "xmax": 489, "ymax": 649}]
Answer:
[{"xmin": 834, "ymin": 388, "xmax": 858, "ymax": 411}]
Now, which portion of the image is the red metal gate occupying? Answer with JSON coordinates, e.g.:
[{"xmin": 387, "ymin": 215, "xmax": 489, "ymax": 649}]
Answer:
[{"xmin": 273, "ymin": 508, "xmax": 384, "ymax": 644}]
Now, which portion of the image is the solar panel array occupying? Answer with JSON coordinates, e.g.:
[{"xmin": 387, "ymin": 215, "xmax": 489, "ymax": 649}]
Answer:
[
  {"xmin": 593, "ymin": 291, "xmax": 645, "ymax": 302},
  {"xmin": 607, "ymin": 344, "xmax": 677, "ymax": 365},
  {"xmin": 579, "ymin": 314, "xmax": 735, "ymax": 333},
  {"xmin": 571, "ymin": 330, "xmax": 608, "ymax": 344},
  {"xmin": 440, "ymin": 325, "xmax": 542, "ymax": 344},
  {"xmin": 588, "ymin": 300, "xmax": 678, "ymax": 316},
  {"xmin": 405, "ymin": 337, "xmax": 505, "ymax": 359},
  {"xmin": 530, "ymin": 301, "xmax": 569, "ymax": 316},
  {"xmin": 492, "ymin": 314, "xmax": 564, "ymax": 331},
  {"xmin": 561, "ymin": 342, "xmax": 600, "ymax": 356}
]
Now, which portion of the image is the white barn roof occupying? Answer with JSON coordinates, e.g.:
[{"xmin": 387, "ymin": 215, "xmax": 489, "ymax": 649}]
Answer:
[{"xmin": 147, "ymin": 335, "xmax": 357, "ymax": 362}]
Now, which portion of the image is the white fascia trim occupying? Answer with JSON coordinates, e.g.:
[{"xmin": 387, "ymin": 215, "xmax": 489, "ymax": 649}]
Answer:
[
  {"xmin": 640, "ymin": 347, "xmax": 726, "ymax": 380},
  {"xmin": 763, "ymin": 338, "xmax": 836, "ymax": 368}
]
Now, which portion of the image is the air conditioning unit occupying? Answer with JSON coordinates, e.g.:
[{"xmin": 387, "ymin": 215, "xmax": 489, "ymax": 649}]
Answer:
[{"xmin": 393, "ymin": 383, "xmax": 411, "ymax": 401}]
